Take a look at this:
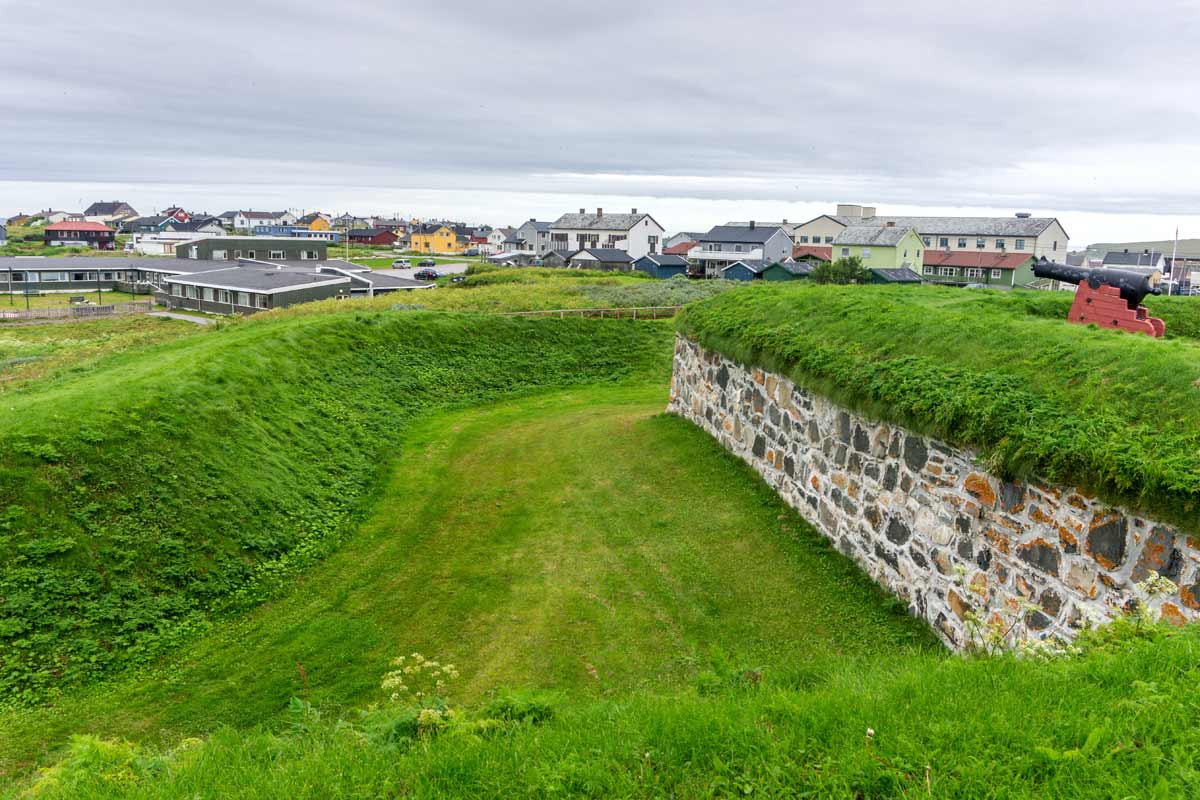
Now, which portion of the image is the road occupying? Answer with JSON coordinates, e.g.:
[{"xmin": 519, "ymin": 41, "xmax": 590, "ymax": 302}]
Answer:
[
  {"xmin": 148, "ymin": 311, "xmax": 216, "ymax": 325},
  {"xmin": 364, "ymin": 262, "xmax": 470, "ymax": 280}
]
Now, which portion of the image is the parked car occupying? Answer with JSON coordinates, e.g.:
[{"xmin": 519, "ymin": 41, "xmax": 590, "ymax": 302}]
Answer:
[
  {"xmin": 391, "ymin": 258, "xmax": 411, "ymax": 267},
  {"xmin": 418, "ymin": 259, "xmax": 436, "ymax": 267},
  {"xmin": 450, "ymin": 275, "xmax": 467, "ymax": 283},
  {"xmin": 413, "ymin": 268, "xmax": 441, "ymax": 281}
]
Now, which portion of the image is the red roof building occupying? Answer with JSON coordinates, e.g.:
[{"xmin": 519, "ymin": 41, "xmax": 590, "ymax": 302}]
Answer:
[
  {"xmin": 43, "ymin": 220, "xmax": 116, "ymax": 250},
  {"xmin": 920, "ymin": 250, "xmax": 1037, "ymax": 287},
  {"xmin": 791, "ymin": 245, "xmax": 833, "ymax": 262},
  {"xmin": 663, "ymin": 240, "xmax": 695, "ymax": 256}
]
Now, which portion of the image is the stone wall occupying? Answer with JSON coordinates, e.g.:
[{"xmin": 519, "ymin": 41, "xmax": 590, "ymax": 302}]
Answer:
[{"xmin": 668, "ymin": 335, "xmax": 1200, "ymax": 648}]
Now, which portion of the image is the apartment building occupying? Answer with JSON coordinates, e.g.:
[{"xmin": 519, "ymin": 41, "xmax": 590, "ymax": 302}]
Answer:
[
  {"xmin": 795, "ymin": 204, "xmax": 1069, "ymax": 259},
  {"xmin": 548, "ymin": 208, "xmax": 665, "ymax": 259}
]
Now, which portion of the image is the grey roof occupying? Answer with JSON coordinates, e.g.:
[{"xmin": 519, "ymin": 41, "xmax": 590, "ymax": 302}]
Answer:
[
  {"xmin": 0, "ymin": 256, "xmax": 220, "ymax": 274},
  {"xmin": 821, "ymin": 214, "xmax": 1059, "ymax": 237},
  {"xmin": 552, "ymin": 212, "xmax": 650, "ymax": 231},
  {"xmin": 768, "ymin": 260, "xmax": 815, "ymax": 275},
  {"xmin": 363, "ymin": 272, "xmax": 431, "ymax": 289},
  {"xmin": 832, "ymin": 226, "xmax": 918, "ymax": 246},
  {"xmin": 239, "ymin": 210, "xmax": 286, "ymax": 219},
  {"xmin": 637, "ymin": 254, "xmax": 689, "ymax": 267},
  {"xmin": 1103, "ymin": 250, "xmax": 1164, "ymax": 266},
  {"xmin": 699, "ymin": 225, "xmax": 785, "ymax": 245},
  {"xmin": 571, "ymin": 248, "xmax": 633, "ymax": 262},
  {"xmin": 84, "ymin": 201, "xmax": 134, "ymax": 215},
  {"xmin": 870, "ymin": 267, "xmax": 923, "ymax": 283},
  {"xmin": 165, "ymin": 265, "xmax": 351, "ymax": 292}
]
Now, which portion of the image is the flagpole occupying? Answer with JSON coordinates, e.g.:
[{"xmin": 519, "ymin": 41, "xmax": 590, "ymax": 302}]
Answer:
[{"xmin": 1170, "ymin": 226, "xmax": 1179, "ymax": 295}]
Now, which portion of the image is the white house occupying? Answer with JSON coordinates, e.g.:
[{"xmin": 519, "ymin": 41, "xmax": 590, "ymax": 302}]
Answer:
[
  {"xmin": 232, "ymin": 210, "xmax": 298, "ymax": 230},
  {"xmin": 549, "ymin": 208, "xmax": 665, "ymax": 259},
  {"xmin": 485, "ymin": 227, "xmax": 512, "ymax": 255},
  {"xmin": 687, "ymin": 223, "xmax": 794, "ymax": 278},
  {"xmin": 1101, "ymin": 249, "xmax": 1167, "ymax": 272}
]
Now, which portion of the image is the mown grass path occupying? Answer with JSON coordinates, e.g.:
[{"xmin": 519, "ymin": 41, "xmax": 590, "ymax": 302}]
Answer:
[{"xmin": 0, "ymin": 381, "xmax": 935, "ymax": 779}]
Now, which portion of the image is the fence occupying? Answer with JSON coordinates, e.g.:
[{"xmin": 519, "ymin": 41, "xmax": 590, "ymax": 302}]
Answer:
[
  {"xmin": 0, "ymin": 301, "xmax": 153, "ymax": 321},
  {"xmin": 498, "ymin": 306, "xmax": 682, "ymax": 320}
]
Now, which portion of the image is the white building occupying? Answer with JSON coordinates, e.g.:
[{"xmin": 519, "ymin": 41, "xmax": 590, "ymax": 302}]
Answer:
[
  {"xmin": 232, "ymin": 210, "xmax": 298, "ymax": 230},
  {"xmin": 794, "ymin": 204, "xmax": 1069, "ymax": 259},
  {"xmin": 687, "ymin": 223, "xmax": 794, "ymax": 278},
  {"xmin": 549, "ymin": 208, "xmax": 665, "ymax": 259}
]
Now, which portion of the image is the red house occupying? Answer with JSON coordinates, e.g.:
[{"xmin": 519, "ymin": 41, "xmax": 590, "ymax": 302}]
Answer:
[
  {"xmin": 347, "ymin": 228, "xmax": 398, "ymax": 246},
  {"xmin": 43, "ymin": 220, "xmax": 116, "ymax": 250}
]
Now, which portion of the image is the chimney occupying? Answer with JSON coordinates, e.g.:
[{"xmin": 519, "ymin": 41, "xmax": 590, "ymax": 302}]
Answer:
[
  {"xmin": 579, "ymin": 208, "xmax": 585, "ymax": 214},
  {"xmin": 1124, "ymin": 248, "xmax": 1129, "ymax": 254},
  {"xmin": 782, "ymin": 218, "xmax": 788, "ymax": 224},
  {"xmin": 749, "ymin": 220, "xmax": 756, "ymax": 230},
  {"xmin": 886, "ymin": 221, "xmax": 895, "ymax": 227},
  {"xmin": 631, "ymin": 207, "xmax": 637, "ymax": 214},
  {"xmin": 596, "ymin": 207, "xmax": 603, "ymax": 217},
  {"xmin": 1015, "ymin": 212, "xmax": 1032, "ymax": 219}
]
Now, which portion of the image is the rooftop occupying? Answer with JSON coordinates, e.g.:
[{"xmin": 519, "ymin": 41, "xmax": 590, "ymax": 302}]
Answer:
[
  {"xmin": 816, "ymin": 214, "xmax": 1061, "ymax": 237},
  {"xmin": 832, "ymin": 226, "xmax": 917, "ymax": 246},
  {"xmin": 552, "ymin": 211, "xmax": 652, "ymax": 231},
  {"xmin": 165, "ymin": 265, "xmax": 351, "ymax": 293},
  {"xmin": 699, "ymin": 225, "xmax": 786, "ymax": 245},
  {"xmin": 44, "ymin": 220, "xmax": 114, "ymax": 232}
]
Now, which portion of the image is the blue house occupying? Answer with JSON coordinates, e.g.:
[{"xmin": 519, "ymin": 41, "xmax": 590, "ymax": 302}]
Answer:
[
  {"xmin": 632, "ymin": 253, "xmax": 689, "ymax": 279},
  {"xmin": 720, "ymin": 259, "xmax": 767, "ymax": 281}
]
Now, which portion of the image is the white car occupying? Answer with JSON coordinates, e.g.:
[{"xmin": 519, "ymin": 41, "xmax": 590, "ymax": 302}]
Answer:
[{"xmin": 391, "ymin": 258, "xmax": 411, "ymax": 268}]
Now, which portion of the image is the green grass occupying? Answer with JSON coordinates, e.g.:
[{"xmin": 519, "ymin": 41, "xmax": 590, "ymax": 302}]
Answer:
[
  {"xmin": 0, "ymin": 382, "xmax": 934, "ymax": 782},
  {"xmin": 11, "ymin": 614, "xmax": 1200, "ymax": 798},
  {"xmin": 0, "ymin": 316, "xmax": 200, "ymax": 393},
  {"xmin": 676, "ymin": 283, "xmax": 1200, "ymax": 529},
  {"xmin": 0, "ymin": 311, "xmax": 673, "ymax": 703},
  {"xmin": 0, "ymin": 290, "xmax": 140, "ymax": 310}
]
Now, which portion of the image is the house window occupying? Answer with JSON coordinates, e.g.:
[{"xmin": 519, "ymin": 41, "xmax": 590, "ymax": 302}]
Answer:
[
  {"xmin": 171, "ymin": 284, "xmax": 182, "ymax": 297},
  {"xmin": 957, "ymin": 238, "xmax": 967, "ymax": 248},
  {"xmin": 234, "ymin": 250, "xmax": 242, "ymax": 258},
  {"xmin": 247, "ymin": 251, "xmax": 256, "ymax": 259},
  {"xmin": 1053, "ymin": 240, "xmax": 1058, "ymax": 251},
  {"xmin": 841, "ymin": 247, "xmax": 850, "ymax": 257},
  {"xmin": 269, "ymin": 250, "xmax": 285, "ymax": 260},
  {"xmin": 823, "ymin": 236, "xmax": 833, "ymax": 243},
  {"xmin": 799, "ymin": 235, "xmax": 809, "ymax": 243},
  {"xmin": 1014, "ymin": 239, "xmax": 1025, "ymax": 250},
  {"xmin": 189, "ymin": 246, "xmax": 198, "ymax": 259},
  {"xmin": 237, "ymin": 292, "xmax": 250, "ymax": 306},
  {"xmin": 186, "ymin": 285, "xmax": 196, "ymax": 299},
  {"xmin": 939, "ymin": 266, "xmax": 958, "ymax": 276},
  {"xmin": 648, "ymin": 236, "xmax": 658, "ymax": 254},
  {"xmin": 939, "ymin": 237, "xmax": 949, "ymax": 248},
  {"xmin": 965, "ymin": 268, "xmax": 984, "ymax": 278},
  {"xmin": 991, "ymin": 269, "xmax": 1003, "ymax": 279},
  {"xmin": 995, "ymin": 239, "xmax": 1005, "ymax": 249},
  {"xmin": 302, "ymin": 250, "xmax": 317, "ymax": 260},
  {"xmin": 72, "ymin": 272, "xmax": 86, "ymax": 281},
  {"xmin": 219, "ymin": 290, "xmax": 231, "ymax": 304},
  {"xmin": 922, "ymin": 237, "xmax": 930, "ymax": 246},
  {"xmin": 861, "ymin": 248, "xmax": 871, "ymax": 258},
  {"xmin": 734, "ymin": 244, "xmax": 743, "ymax": 252},
  {"xmin": 924, "ymin": 265, "xmax": 934, "ymax": 274},
  {"xmin": 10, "ymin": 272, "xmax": 24, "ymax": 281},
  {"xmin": 976, "ymin": 238, "xmax": 985, "ymax": 248},
  {"xmin": 42, "ymin": 272, "xmax": 67, "ymax": 281},
  {"xmin": 213, "ymin": 250, "xmax": 227, "ymax": 260},
  {"xmin": 256, "ymin": 294, "xmax": 269, "ymax": 308}
]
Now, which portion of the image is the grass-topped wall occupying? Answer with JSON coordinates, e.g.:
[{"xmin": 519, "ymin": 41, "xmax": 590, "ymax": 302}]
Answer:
[{"xmin": 675, "ymin": 284, "xmax": 1200, "ymax": 530}]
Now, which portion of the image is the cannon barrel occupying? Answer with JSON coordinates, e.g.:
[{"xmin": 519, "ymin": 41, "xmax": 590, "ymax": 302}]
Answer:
[{"xmin": 1034, "ymin": 258, "xmax": 1161, "ymax": 307}]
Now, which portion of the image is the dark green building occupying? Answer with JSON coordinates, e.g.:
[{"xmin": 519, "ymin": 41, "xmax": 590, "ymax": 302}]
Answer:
[{"xmin": 175, "ymin": 237, "xmax": 327, "ymax": 262}]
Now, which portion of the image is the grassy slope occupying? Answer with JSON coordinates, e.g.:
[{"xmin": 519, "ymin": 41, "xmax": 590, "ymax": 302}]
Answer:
[
  {"xmin": 0, "ymin": 382, "xmax": 934, "ymax": 780},
  {"xmin": 676, "ymin": 283, "xmax": 1200, "ymax": 528},
  {"xmin": 0, "ymin": 311, "xmax": 672, "ymax": 702}
]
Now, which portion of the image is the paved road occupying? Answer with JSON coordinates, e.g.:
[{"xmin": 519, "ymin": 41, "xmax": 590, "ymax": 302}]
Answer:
[
  {"xmin": 368, "ymin": 262, "xmax": 470, "ymax": 280},
  {"xmin": 148, "ymin": 311, "xmax": 215, "ymax": 325}
]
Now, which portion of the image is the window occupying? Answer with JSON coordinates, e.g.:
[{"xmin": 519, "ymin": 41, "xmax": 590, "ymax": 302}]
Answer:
[
  {"xmin": 923, "ymin": 265, "xmax": 934, "ymax": 274},
  {"xmin": 269, "ymin": 250, "xmax": 285, "ymax": 260},
  {"xmin": 247, "ymin": 251, "xmax": 256, "ymax": 259},
  {"xmin": 734, "ymin": 244, "xmax": 743, "ymax": 252},
  {"xmin": 995, "ymin": 239, "xmax": 1005, "ymax": 249},
  {"xmin": 939, "ymin": 266, "xmax": 958, "ymax": 276},
  {"xmin": 861, "ymin": 248, "xmax": 871, "ymax": 258},
  {"xmin": 991, "ymin": 269, "xmax": 1002, "ymax": 279},
  {"xmin": 799, "ymin": 235, "xmax": 809, "ymax": 243},
  {"xmin": 903, "ymin": 249, "xmax": 908, "ymax": 258},
  {"xmin": 237, "ymin": 292, "xmax": 250, "ymax": 306},
  {"xmin": 957, "ymin": 238, "xmax": 966, "ymax": 248},
  {"xmin": 965, "ymin": 268, "xmax": 984, "ymax": 278},
  {"xmin": 841, "ymin": 247, "xmax": 850, "ymax": 257},
  {"xmin": 256, "ymin": 294, "xmax": 269, "ymax": 309},
  {"xmin": 11, "ymin": 272, "xmax": 24, "ymax": 282},
  {"xmin": 823, "ymin": 236, "xmax": 833, "ymax": 243},
  {"xmin": 648, "ymin": 236, "xmax": 658, "ymax": 254},
  {"xmin": 102, "ymin": 272, "xmax": 112, "ymax": 281},
  {"xmin": 189, "ymin": 246, "xmax": 198, "ymax": 259},
  {"xmin": 171, "ymin": 284, "xmax": 182, "ymax": 297},
  {"xmin": 186, "ymin": 285, "xmax": 196, "ymax": 299},
  {"xmin": 219, "ymin": 290, "xmax": 231, "ymax": 304},
  {"xmin": 213, "ymin": 250, "xmax": 227, "ymax": 260},
  {"xmin": 72, "ymin": 272, "xmax": 86, "ymax": 281},
  {"xmin": 976, "ymin": 238, "xmax": 985, "ymax": 248},
  {"xmin": 301, "ymin": 250, "xmax": 318, "ymax": 260},
  {"xmin": 202, "ymin": 287, "xmax": 214, "ymax": 301},
  {"xmin": 922, "ymin": 237, "xmax": 931, "ymax": 246},
  {"xmin": 708, "ymin": 243, "xmax": 721, "ymax": 252},
  {"xmin": 939, "ymin": 237, "xmax": 949, "ymax": 248},
  {"xmin": 1053, "ymin": 240, "xmax": 1058, "ymax": 251},
  {"xmin": 1014, "ymin": 239, "xmax": 1025, "ymax": 250}
]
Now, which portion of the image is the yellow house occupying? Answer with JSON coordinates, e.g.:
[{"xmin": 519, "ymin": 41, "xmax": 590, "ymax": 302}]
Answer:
[
  {"xmin": 297, "ymin": 213, "xmax": 331, "ymax": 231},
  {"xmin": 410, "ymin": 223, "xmax": 464, "ymax": 254}
]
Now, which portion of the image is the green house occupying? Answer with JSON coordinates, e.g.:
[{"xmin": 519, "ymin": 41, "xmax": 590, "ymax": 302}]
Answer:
[
  {"xmin": 761, "ymin": 261, "xmax": 815, "ymax": 281},
  {"xmin": 831, "ymin": 225, "xmax": 924, "ymax": 272}
]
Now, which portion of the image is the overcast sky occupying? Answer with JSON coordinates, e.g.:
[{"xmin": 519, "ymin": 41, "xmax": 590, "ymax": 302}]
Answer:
[{"xmin": 2, "ymin": 0, "xmax": 1199, "ymax": 245}]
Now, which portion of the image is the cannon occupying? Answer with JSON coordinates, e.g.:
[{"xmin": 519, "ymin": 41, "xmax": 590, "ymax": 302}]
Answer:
[{"xmin": 1033, "ymin": 258, "xmax": 1165, "ymax": 338}]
